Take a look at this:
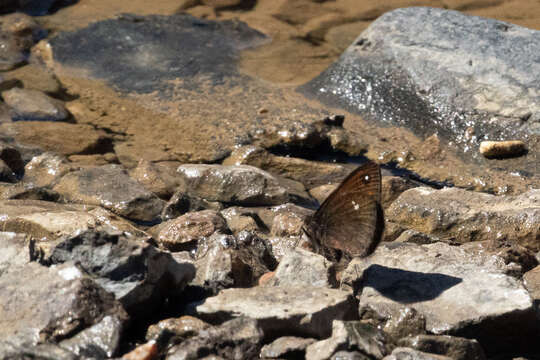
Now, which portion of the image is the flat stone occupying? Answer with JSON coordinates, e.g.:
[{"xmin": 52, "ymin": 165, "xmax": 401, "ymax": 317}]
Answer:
[
  {"xmin": 167, "ymin": 317, "xmax": 263, "ymax": 360},
  {"xmin": 398, "ymin": 335, "xmax": 486, "ymax": 360},
  {"xmin": 341, "ymin": 242, "xmax": 537, "ymax": 353},
  {"xmin": 53, "ymin": 164, "xmax": 165, "ymax": 223},
  {"xmin": 301, "ymin": 7, "xmax": 539, "ymax": 157},
  {"xmin": 386, "ymin": 187, "xmax": 540, "ymax": 250},
  {"xmin": 2, "ymin": 88, "xmax": 69, "ymax": 121},
  {"xmin": 265, "ymin": 248, "xmax": 335, "ymax": 288},
  {"xmin": 0, "ymin": 121, "xmax": 111, "ymax": 156},
  {"xmin": 176, "ymin": 164, "xmax": 289, "ymax": 206},
  {"xmin": 196, "ymin": 286, "xmax": 358, "ymax": 338},
  {"xmin": 3, "ymin": 63, "xmax": 62, "ymax": 94},
  {"xmin": 305, "ymin": 321, "xmax": 388, "ymax": 360},
  {"xmin": 0, "ymin": 262, "xmax": 128, "ymax": 346},
  {"xmin": 260, "ymin": 336, "xmax": 316, "ymax": 359},
  {"xmin": 154, "ymin": 210, "xmax": 228, "ymax": 251},
  {"xmin": 479, "ymin": 140, "xmax": 527, "ymax": 159}
]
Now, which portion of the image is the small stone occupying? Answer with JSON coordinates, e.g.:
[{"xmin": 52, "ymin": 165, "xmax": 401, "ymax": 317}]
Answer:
[
  {"xmin": 122, "ymin": 341, "xmax": 158, "ymax": 360},
  {"xmin": 260, "ymin": 336, "xmax": 316, "ymax": 359},
  {"xmin": 479, "ymin": 140, "xmax": 527, "ymax": 159},
  {"xmin": 154, "ymin": 210, "xmax": 228, "ymax": 251},
  {"xmin": 2, "ymin": 88, "xmax": 69, "ymax": 121},
  {"xmin": 383, "ymin": 347, "xmax": 453, "ymax": 360},
  {"xmin": 398, "ymin": 335, "xmax": 486, "ymax": 360},
  {"xmin": 146, "ymin": 316, "xmax": 210, "ymax": 343}
]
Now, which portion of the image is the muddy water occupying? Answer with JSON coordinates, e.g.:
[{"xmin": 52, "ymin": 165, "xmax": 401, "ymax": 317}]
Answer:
[{"xmin": 35, "ymin": 0, "xmax": 539, "ymax": 193}]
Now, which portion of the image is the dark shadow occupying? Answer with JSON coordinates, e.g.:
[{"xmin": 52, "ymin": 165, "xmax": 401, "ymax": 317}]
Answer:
[{"xmin": 357, "ymin": 264, "xmax": 462, "ymax": 303}]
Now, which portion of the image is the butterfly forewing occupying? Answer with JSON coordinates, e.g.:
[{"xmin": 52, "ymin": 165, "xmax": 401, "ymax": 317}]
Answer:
[{"xmin": 306, "ymin": 161, "xmax": 382, "ymax": 258}]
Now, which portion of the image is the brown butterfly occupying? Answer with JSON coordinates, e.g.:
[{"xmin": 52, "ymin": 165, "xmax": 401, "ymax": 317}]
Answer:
[{"xmin": 302, "ymin": 161, "xmax": 384, "ymax": 263}]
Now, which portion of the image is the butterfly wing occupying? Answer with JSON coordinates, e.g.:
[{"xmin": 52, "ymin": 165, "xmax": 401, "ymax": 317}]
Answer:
[{"xmin": 306, "ymin": 161, "xmax": 383, "ymax": 258}]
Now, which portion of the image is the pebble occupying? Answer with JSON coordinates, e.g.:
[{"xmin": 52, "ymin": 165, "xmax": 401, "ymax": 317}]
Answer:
[{"xmin": 479, "ymin": 140, "xmax": 527, "ymax": 158}]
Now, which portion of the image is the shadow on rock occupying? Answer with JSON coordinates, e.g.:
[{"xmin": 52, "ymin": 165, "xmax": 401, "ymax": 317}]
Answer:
[{"xmin": 358, "ymin": 264, "xmax": 462, "ymax": 303}]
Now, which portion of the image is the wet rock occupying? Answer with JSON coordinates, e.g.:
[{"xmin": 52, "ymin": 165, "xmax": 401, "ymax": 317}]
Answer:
[
  {"xmin": 301, "ymin": 7, "xmax": 539, "ymax": 156},
  {"xmin": 23, "ymin": 152, "xmax": 73, "ymax": 187},
  {"xmin": 0, "ymin": 262, "xmax": 128, "ymax": 346},
  {"xmin": 153, "ymin": 210, "xmax": 228, "ymax": 251},
  {"xmin": 161, "ymin": 191, "xmax": 223, "ymax": 221},
  {"xmin": 260, "ymin": 336, "xmax": 316, "ymax": 359},
  {"xmin": 0, "ymin": 13, "xmax": 43, "ymax": 70},
  {"xmin": 176, "ymin": 164, "xmax": 289, "ymax": 206},
  {"xmin": 398, "ymin": 335, "xmax": 486, "ymax": 360},
  {"xmin": 167, "ymin": 317, "xmax": 263, "ymax": 360},
  {"xmin": 341, "ymin": 242, "xmax": 538, "ymax": 353},
  {"xmin": 50, "ymin": 14, "xmax": 266, "ymax": 93},
  {"xmin": 220, "ymin": 206, "xmax": 261, "ymax": 234},
  {"xmin": 48, "ymin": 230, "xmax": 195, "ymax": 314},
  {"xmin": 192, "ymin": 232, "xmax": 276, "ymax": 293},
  {"xmin": 223, "ymin": 145, "xmax": 352, "ymax": 188},
  {"xmin": 129, "ymin": 160, "xmax": 180, "ymax": 199},
  {"xmin": 305, "ymin": 321, "xmax": 388, "ymax": 360},
  {"xmin": 383, "ymin": 347, "xmax": 453, "ymax": 360},
  {"xmin": 59, "ymin": 315, "xmax": 124, "ymax": 358},
  {"xmin": 265, "ymin": 248, "xmax": 335, "ymax": 288},
  {"xmin": 0, "ymin": 0, "xmax": 76, "ymax": 16},
  {"xmin": 2, "ymin": 88, "xmax": 69, "ymax": 121},
  {"xmin": 196, "ymin": 286, "xmax": 358, "ymax": 338},
  {"xmin": 0, "ymin": 341, "xmax": 78, "ymax": 360},
  {"xmin": 122, "ymin": 340, "xmax": 158, "ymax": 360},
  {"xmin": 0, "ymin": 121, "xmax": 111, "ymax": 155},
  {"xmin": 0, "ymin": 231, "xmax": 30, "ymax": 275},
  {"xmin": 386, "ymin": 187, "xmax": 540, "ymax": 250},
  {"xmin": 3, "ymin": 63, "xmax": 62, "ymax": 94},
  {"xmin": 146, "ymin": 315, "xmax": 210, "ymax": 344},
  {"xmin": 479, "ymin": 140, "xmax": 527, "ymax": 159},
  {"xmin": 53, "ymin": 164, "xmax": 165, "ymax": 223}
]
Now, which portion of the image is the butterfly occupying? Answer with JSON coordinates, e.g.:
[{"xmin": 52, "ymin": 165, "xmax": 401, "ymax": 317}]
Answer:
[{"xmin": 302, "ymin": 161, "xmax": 384, "ymax": 263}]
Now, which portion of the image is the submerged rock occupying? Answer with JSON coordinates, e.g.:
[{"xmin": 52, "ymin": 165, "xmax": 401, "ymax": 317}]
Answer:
[{"xmin": 2, "ymin": 88, "xmax": 69, "ymax": 121}]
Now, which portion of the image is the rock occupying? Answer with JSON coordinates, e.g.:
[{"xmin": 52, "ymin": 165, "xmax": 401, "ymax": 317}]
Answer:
[
  {"xmin": 260, "ymin": 336, "xmax": 316, "ymax": 359},
  {"xmin": 383, "ymin": 347, "xmax": 453, "ymax": 360},
  {"xmin": 0, "ymin": 142, "xmax": 24, "ymax": 178},
  {"xmin": 0, "ymin": 341, "xmax": 78, "ymax": 360},
  {"xmin": 176, "ymin": 164, "xmax": 289, "ymax": 206},
  {"xmin": 0, "ymin": 159, "xmax": 17, "ymax": 182},
  {"xmin": 53, "ymin": 164, "xmax": 165, "ymax": 223},
  {"xmin": 0, "ymin": 262, "xmax": 128, "ymax": 346},
  {"xmin": 305, "ymin": 321, "xmax": 388, "ymax": 360},
  {"xmin": 381, "ymin": 176, "xmax": 417, "ymax": 209},
  {"xmin": 479, "ymin": 140, "xmax": 527, "ymax": 158},
  {"xmin": 23, "ymin": 152, "xmax": 73, "ymax": 187},
  {"xmin": 0, "ymin": 231, "xmax": 30, "ymax": 275},
  {"xmin": 0, "ymin": 121, "xmax": 112, "ymax": 156},
  {"xmin": 146, "ymin": 315, "xmax": 210, "ymax": 344},
  {"xmin": 161, "ymin": 191, "xmax": 223, "ymax": 221},
  {"xmin": 301, "ymin": 7, "xmax": 539, "ymax": 156},
  {"xmin": 59, "ymin": 315, "xmax": 124, "ymax": 358},
  {"xmin": 0, "ymin": 183, "xmax": 61, "ymax": 200},
  {"xmin": 0, "ymin": 0, "xmax": 76, "ymax": 16},
  {"xmin": 386, "ymin": 187, "xmax": 540, "ymax": 251},
  {"xmin": 154, "ymin": 210, "xmax": 228, "ymax": 251},
  {"xmin": 398, "ymin": 335, "xmax": 486, "ymax": 360},
  {"xmin": 167, "ymin": 317, "xmax": 263, "ymax": 360},
  {"xmin": 393, "ymin": 230, "xmax": 441, "ymax": 245},
  {"xmin": 0, "ymin": 200, "xmax": 149, "ymax": 257},
  {"xmin": 220, "ymin": 206, "xmax": 261, "ymax": 234},
  {"xmin": 265, "ymin": 248, "xmax": 335, "ymax": 288},
  {"xmin": 196, "ymin": 286, "xmax": 358, "ymax": 338},
  {"xmin": 309, "ymin": 183, "xmax": 337, "ymax": 204},
  {"xmin": 341, "ymin": 242, "xmax": 538, "ymax": 353},
  {"xmin": 2, "ymin": 88, "xmax": 69, "ymax": 121},
  {"xmin": 523, "ymin": 265, "xmax": 540, "ymax": 315},
  {"xmin": 192, "ymin": 232, "xmax": 276, "ymax": 293},
  {"xmin": 122, "ymin": 341, "xmax": 158, "ymax": 360},
  {"xmin": 48, "ymin": 230, "xmax": 195, "ymax": 315},
  {"xmin": 0, "ymin": 13, "xmax": 44, "ymax": 70},
  {"xmin": 331, "ymin": 351, "xmax": 371, "ymax": 360},
  {"xmin": 129, "ymin": 160, "xmax": 180, "ymax": 199},
  {"xmin": 3, "ymin": 63, "xmax": 62, "ymax": 94},
  {"xmin": 223, "ymin": 145, "xmax": 353, "ymax": 189}
]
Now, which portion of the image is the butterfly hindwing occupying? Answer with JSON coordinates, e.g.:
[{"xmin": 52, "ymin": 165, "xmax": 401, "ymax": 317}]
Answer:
[{"xmin": 306, "ymin": 161, "xmax": 383, "ymax": 258}]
